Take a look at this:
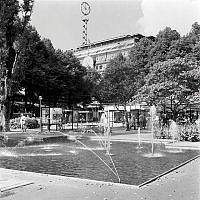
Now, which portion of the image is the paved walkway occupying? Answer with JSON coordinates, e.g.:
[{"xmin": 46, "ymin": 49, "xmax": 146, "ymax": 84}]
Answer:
[
  {"xmin": 2, "ymin": 127, "xmax": 200, "ymax": 150},
  {"xmin": 2, "ymin": 128, "xmax": 200, "ymax": 149}
]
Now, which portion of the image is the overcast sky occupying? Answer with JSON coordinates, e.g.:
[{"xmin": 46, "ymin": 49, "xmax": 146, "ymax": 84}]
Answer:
[{"xmin": 31, "ymin": 0, "xmax": 200, "ymax": 50}]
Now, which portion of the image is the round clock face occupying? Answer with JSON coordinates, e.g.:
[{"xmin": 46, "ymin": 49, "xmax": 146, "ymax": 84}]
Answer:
[
  {"xmin": 82, "ymin": 56, "xmax": 93, "ymax": 68},
  {"xmin": 81, "ymin": 2, "xmax": 90, "ymax": 15}
]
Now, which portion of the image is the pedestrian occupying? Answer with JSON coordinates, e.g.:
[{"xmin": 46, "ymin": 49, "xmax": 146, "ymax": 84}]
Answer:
[
  {"xmin": 195, "ymin": 116, "xmax": 200, "ymax": 133},
  {"xmin": 130, "ymin": 115, "xmax": 136, "ymax": 130},
  {"xmin": 20, "ymin": 114, "xmax": 27, "ymax": 132},
  {"xmin": 0, "ymin": 110, "xmax": 5, "ymax": 132}
]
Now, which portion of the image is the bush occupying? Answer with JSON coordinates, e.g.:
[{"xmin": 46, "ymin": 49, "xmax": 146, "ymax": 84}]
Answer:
[
  {"xmin": 179, "ymin": 123, "xmax": 199, "ymax": 142},
  {"xmin": 156, "ymin": 123, "xmax": 199, "ymax": 142},
  {"xmin": 157, "ymin": 125, "xmax": 171, "ymax": 139},
  {"xmin": 26, "ymin": 118, "xmax": 39, "ymax": 129},
  {"xmin": 10, "ymin": 119, "xmax": 21, "ymax": 129}
]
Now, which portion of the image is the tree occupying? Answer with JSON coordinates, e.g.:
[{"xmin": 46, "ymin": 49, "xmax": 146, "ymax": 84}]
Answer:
[
  {"xmin": 97, "ymin": 54, "xmax": 138, "ymax": 130},
  {"xmin": 18, "ymin": 25, "xmax": 52, "ymax": 112},
  {"xmin": 140, "ymin": 58, "xmax": 200, "ymax": 121},
  {"xmin": 148, "ymin": 27, "xmax": 180, "ymax": 66},
  {"xmin": 128, "ymin": 27, "xmax": 181, "ymax": 104},
  {"xmin": 84, "ymin": 67, "xmax": 101, "ymax": 104},
  {"xmin": 132, "ymin": 24, "xmax": 200, "ymax": 116},
  {"xmin": 167, "ymin": 22, "xmax": 200, "ymax": 61},
  {"xmin": 0, "ymin": 0, "xmax": 34, "ymax": 130},
  {"xmin": 54, "ymin": 50, "xmax": 91, "ymax": 108},
  {"xmin": 129, "ymin": 37, "xmax": 154, "ymax": 89},
  {"xmin": 3, "ymin": 21, "xmax": 93, "ymax": 114}
]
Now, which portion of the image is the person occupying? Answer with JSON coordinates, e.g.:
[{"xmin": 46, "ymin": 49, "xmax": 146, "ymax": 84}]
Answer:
[
  {"xmin": 0, "ymin": 110, "xmax": 5, "ymax": 132},
  {"xmin": 195, "ymin": 116, "xmax": 200, "ymax": 133},
  {"xmin": 20, "ymin": 114, "xmax": 27, "ymax": 132},
  {"xmin": 130, "ymin": 115, "xmax": 136, "ymax": 130}
]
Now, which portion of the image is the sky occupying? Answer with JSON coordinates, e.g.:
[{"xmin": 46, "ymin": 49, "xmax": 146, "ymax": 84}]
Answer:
[{"xmin": 31, "ymin": 0, "xmax": 200, "ymax": 50}]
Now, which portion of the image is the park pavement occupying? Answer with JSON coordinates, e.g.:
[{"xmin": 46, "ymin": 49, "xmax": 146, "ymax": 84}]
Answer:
[
  {"xmin": 3, "ymin": 127, "xmax": 200, "ymax": 150},
  {"xmin": 0, "ymin": 128, "xmax": 200, "ymax": 199}
]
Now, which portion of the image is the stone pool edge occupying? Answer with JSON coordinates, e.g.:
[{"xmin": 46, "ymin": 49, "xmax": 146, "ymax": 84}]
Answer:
[{"xmin": 138, "ymin": 154, "xmax": 200, "ymax": 187}]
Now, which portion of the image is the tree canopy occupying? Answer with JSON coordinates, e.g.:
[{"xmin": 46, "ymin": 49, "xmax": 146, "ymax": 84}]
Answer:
[
  {"xmin": 140, "ymin": 58, "xmax": 200, "ymax": 119},
  {"xmin": 0, "ymin": 0, "xmax": 95, "ymax": 130},
  {"xmin": 96, "ymin": 54, "xmax": 140, "ymax": 130},
  {"xmin": 132, "ymin": 23, "xmax": 200, "ymax": 120},
  {"xmin": 97, "ymin": 23, "xmax": 200, "ymax": 122},
  {"xmin": 97, "ymin": 54, "xmax": 137, "ymax": 105},
  {"xmin": 16, "ymin": 26, "xmax": 93, "ymax": 110}
]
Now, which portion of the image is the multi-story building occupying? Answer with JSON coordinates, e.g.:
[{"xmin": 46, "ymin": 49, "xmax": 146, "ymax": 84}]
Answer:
[
  {"xmin": 72, "ymin": 34, "xmax": 151, "ymax": 127},
  {"xmin": 73, "ymin": 34, "xmax": 146, "ymax": 72}
]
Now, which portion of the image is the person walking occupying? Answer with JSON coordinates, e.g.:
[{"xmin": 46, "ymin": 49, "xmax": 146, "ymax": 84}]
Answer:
[
  {"xmin": 20, "ymin": 114, "xmax": 27, "ymax": 132},
  {"xmin": 0, "ymin": 110, "xmax": 5, "ymax": 132}
]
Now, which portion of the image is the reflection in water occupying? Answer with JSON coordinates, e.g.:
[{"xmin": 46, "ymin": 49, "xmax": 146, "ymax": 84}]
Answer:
[
  {"xmin": 142, "ymin": 153, "xmax": 164, "ymax": 158},
  {"xmin": 165, "ymin": 149, "xmax": 183, "ymax": 153},
  {"xmin": 0, "ymin": 149, "xmax": 62, "ymax": 157},
  {"xmin": 0, "ymin": 150, "xmax": 18, "ymax": 157},
  {"xmin": 69, "ymin": 150, "xmax": 78, "ymax": 154},
  {"xmin": 19, "ymin": 153, "xmax": 63, "ymax": 157},
  {"xmin": 75, "ymin": 146, "xmax": 105, "ymax": 151},
  {"xmin": 41, "ymin": 147, "xmax": 54, "ymax": 150}
]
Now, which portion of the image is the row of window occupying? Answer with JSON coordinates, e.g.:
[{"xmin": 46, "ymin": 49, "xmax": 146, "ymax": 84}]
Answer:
[
  {"xmin": 96, "ymin": 50, "xmax": 129, "ymax": 62},
  {"xmin": 95, "ymin": 65, "xmax": 103, "ymax": 70}
]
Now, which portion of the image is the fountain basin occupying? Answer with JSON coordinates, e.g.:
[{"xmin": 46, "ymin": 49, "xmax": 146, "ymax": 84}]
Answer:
[{"xmin": 0, "ymin": 139, "xmax": 199, "ymax": 186}]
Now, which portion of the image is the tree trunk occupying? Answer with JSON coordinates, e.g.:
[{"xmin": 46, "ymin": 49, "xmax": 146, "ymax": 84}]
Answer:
[
  {"xmin": 124, "ymin": 104, "xmax": 130, "ymax": 131},
  {"xmin": 3, "ymin": 49, "xmax": 16, "ymax": 131},
  {"xmin": 24, "ymin": 87, "xmax": 28, "ymax": 113},
  {"xmin": 172, "ymin": 110, "xmax": 179, "ymax": 122},
  {"xmin": 4, "ymin": 96, "xmax": 12, "ymax": 131},
  {"xmin": 10, "ymin": 95, "xmax": 15, "ymax": 118}
]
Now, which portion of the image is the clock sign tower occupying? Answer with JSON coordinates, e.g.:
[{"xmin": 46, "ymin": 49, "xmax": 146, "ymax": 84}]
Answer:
[{"xmin": 81, "ymin": 2, "xmax": 91, "ymax": 46}]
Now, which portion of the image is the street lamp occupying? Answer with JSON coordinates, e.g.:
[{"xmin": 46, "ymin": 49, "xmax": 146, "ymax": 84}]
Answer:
[{"xmin": 39, "ymin": 96, "xmax": 42, "ymax": 133}]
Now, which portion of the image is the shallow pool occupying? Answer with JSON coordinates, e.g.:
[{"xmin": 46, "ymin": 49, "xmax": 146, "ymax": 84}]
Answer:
[{"xmin": 0, "ymin": 140, "xmax": 199, "ymax": 185}]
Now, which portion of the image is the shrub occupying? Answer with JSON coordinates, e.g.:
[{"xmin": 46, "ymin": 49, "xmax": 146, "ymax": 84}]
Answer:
[
  {"xmin": 156, "ymin": 123, "xmax": 199, "ymax": 142},
  {"xmin": 179, "ymin": 123, "xmax": 199, "ymax": 142},
  {"xmin": 26, "ymin": 118, "xmax": 39, "ymax": 129},
  {"xmin": 10, "ymin": 119, "xmax": 21, "ymax": 129},
  {"xmin": 157, "ymin": 125, "xmax": 171, "ymax": 139}
]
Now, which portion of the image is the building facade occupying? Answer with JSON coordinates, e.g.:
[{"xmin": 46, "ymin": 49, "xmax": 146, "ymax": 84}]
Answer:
[{"xmin": 73, "ymin": 34, "xmax": 145, "ymax": 72}]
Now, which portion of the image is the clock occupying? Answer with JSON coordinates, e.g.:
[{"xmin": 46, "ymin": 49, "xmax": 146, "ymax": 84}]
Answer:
[
  {"xmin": 81, "ymin": 2, "xmax": 90, "ymax": 15},
  {"xmin": 82, "ymin": 56, "xmax": 93, "ymax": 68}
]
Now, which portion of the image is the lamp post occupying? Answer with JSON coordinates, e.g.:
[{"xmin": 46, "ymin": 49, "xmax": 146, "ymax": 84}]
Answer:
[{"xmin": 39, "ymin": 96, "xmax": 42, "ymax": 133}]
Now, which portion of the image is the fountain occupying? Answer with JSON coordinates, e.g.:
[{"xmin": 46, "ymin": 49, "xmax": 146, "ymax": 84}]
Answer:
[
  {"xmin": 150, "ymin": 105, "xmax": 157, "ymax": 155},
  {"xmin": 104, "ymin": 126, "xmax": 112, "ymax": 155},
  {"xmin": 165, "ymin": 119, "xmax": 184, "ymax": 153},
  {"xmin": 78, "ymin": 112, "xmax": 119, "ymax": 181},
  {"xmin": 85, "ymin": 129, "xmax": 105, "ymax": 150},
  {"xmin": 136, "ymin": 127, "xmax": 143, "ymax": 149},
  {"xmin": 75, "ymin": 139, "xmax": 120, "ymax": 183},
  {"xmin": 0, "ymin": 110, "xmax": 199, "ymax": 185},
  {"xmin": 169, "ymin": 120, "xmax": 179, "ymax": 142},
  {"xmin": 61, "ymin": 121, "xmax": 120, "ymax": 182},
  {"xmin": 141, "ymin": 105, "xmax": 164, "ymax": 158},
  {"xmin": 0, "ymin": 131, "xmax": 199, "ymax": 185}
]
